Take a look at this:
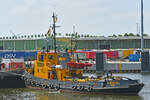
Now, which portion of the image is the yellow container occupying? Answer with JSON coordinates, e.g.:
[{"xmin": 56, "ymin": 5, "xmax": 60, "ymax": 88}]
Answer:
[
  {"xmin": 139, "ymin": 58, "xmax": 141, "ymax": 62},
  {"xmin": 123, "ymin": 50, "xmax": 133, "ymax": 58}
]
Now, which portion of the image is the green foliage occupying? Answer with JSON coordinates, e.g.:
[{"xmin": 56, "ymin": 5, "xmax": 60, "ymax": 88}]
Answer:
[
  {"xmin": 128, "ymin": 33, "xmax": 134, "ymax": 36},
  {"xmin": 81, "ymin": 34, "xmax": 84, "ymax": 37},
  {"xmin": 136, "ymin": 34, "xmax": 140, "ymax": 37},
  {"xmin": 124, "ymin": 33, "xmax": 128, "ymax": 36},
  {"xmin": 58, "ymin": 33, "xmax": 61, "ymax": 36},
  {"xmin": 112, "ymin": 34, "xmax": 117, "ymax": 37},
  {"xmin": 41, "ymin": 34, "xmax": 44, "ymax": 37},
  {"xmin": 77, "ymin": 35, "xmax": 80, "ymax": 38},
  {"xmin": 118, "ymin": 34, "xmax": 122, "ymax": 37},
  {"xmin": 144, "ymin": 34, "xmax": 148, "ymax": 36},
  {"xmin": 65, "ymin": 33, "xmax": 68, "ymax": 36}
]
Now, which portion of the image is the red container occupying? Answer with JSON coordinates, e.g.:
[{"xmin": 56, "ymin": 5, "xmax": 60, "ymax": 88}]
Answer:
[
  {"xmin": 9, "ymin": 62, "xmax": 24, "ymax": 68},
  {"xmin": 104, "ymin": 51, "xmax": 118, "ymax": 59},
  {"xmin": 75, "ymin": 51, "xmax": 96, "ymax": 59},
  {"xmin": 86, "ymin": 52, "xmax": 96, "ymax": 59}
]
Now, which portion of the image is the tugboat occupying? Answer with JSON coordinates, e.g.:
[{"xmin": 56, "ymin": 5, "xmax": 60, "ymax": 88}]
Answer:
[
  {"xmin": 23, "ymin": 13, "xmax": 144, "ymax": 95},
  {"xmin": 23, "ymin": 51, "xmax": 144, "ymax": 95}
]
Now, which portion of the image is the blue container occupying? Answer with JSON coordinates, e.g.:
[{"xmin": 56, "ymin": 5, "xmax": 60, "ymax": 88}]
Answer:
[{"xmin": 129, "ymin": 54, "xmax": 141, "ymax": 62}]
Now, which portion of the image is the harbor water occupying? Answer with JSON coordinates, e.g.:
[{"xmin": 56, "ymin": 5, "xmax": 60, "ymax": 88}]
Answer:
[{"xmin": 0, "ymin": 73, "xmax": 150, "ymax": 100}]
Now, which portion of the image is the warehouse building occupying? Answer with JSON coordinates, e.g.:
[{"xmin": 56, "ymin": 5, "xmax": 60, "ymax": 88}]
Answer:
[
  {"xmin": 75, "ymin": 36, "xmax": 150, "ymax": 49},
  {"xmin": 0, "ymin": 36, "xmax": 71, "ymax": 51},
  {"xmin": 1, "ymin": 36, "xmax": 150, "ymax": 51}
]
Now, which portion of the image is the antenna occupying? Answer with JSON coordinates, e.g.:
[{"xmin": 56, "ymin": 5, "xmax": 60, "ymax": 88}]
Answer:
[
  {"xmin": 52, "ymin": 13, "xmax": 57, "ymax": 53},
  {"xmin": 71, "ymin": 26, "xmax": 75, "ymax": 54}
]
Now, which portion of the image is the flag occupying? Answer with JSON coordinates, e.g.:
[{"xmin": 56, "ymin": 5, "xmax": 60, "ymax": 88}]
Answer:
[
  {"xmin": 46, "ymin": 28, "xmax": 51, "ymax": 35},
  {"xmin": 54, "ymin": 16, "xmax": 58, "ymax": 23}
]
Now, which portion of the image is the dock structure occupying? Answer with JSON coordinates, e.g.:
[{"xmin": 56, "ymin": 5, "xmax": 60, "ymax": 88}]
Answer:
[
  {"xmin": 85, "ymin": 62, "xmax": 141, "ymax": 73},
  {"xmin": 84, "ymin": 52, "xmax": 150, "ymax": 73}
]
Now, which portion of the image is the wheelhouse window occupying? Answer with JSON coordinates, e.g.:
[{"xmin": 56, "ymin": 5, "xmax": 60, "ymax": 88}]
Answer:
[
  {"xmin": 48, "ymin": 55, "xmax": 53, "ymax": 60},
  {"xmin": 39, "ymin": 55, "xmax": 44, "ymax": 61}
]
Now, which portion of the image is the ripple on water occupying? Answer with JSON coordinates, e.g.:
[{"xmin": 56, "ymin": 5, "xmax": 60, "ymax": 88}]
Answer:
[{"xmin": 0, "ymin": 73, "xmax": 149, "ymax": 100}]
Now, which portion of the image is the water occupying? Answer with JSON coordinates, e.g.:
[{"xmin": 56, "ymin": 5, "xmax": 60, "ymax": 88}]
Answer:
[{"xmin": 0, "ymin": 73, "xmax": 150, "ymax": 100}]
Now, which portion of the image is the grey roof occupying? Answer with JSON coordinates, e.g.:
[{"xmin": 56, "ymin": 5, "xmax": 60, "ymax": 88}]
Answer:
[{"xmin": 75, "ymin": 36, "xmax": 150, "ymax": 41}]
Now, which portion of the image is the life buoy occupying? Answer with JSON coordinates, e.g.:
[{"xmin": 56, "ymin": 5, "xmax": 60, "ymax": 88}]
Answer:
[
  {"xmin": 79, "ymin": 86, "xmax": 84, "ymax": 91},
  {"xmin": 25, "ymin": 81, "xmax": 30, "ymax": 86},
  {"xmin": 54, "ymin": 85, "xmax": 60, "ymax": 90},
  {"xmin": 30, "ymin": 81, "xmax": 34, "ymax": 86},
  {"xmin": 50, "ymin": 84, "xmax": 54, "ymax": 89},
  {"xmin": 87, "ymin": 87, "xmax": 92, "ymax": 92},
  {"xmin": 72, "ymin": 85, "xmax": 77, "ymax": 90},
  {"xmin": 35, "ymin": 83, "xmax": 39, "ymax": 87},
  {"xmin": 42, "ymin": 84, "xmax": 46, "ymax": 89}
]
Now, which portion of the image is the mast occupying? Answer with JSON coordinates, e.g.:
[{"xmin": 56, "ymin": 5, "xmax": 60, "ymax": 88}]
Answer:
[
  {"xmin": 52, "ymin": 13, "xmax": 57, "ymax": 53},
  {"xmin": 71, "ymin": 26, "xmax": 75, "ymax": 54},
  {"xmin": 141, "ymin": 0, "xmax": 144, "ymax": 52}
]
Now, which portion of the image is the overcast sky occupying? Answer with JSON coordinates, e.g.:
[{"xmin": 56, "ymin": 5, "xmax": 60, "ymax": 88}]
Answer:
[{"xmin": 0, "ymin": 0, "xmax": 149, "ymax": 36}]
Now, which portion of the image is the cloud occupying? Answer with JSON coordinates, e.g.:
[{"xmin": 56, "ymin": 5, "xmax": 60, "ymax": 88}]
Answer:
[{"xmin": 0, "ymin": 0, "xmax": 150, "ymax": 36}]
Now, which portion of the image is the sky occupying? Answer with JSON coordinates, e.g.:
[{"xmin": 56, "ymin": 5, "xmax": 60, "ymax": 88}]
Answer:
[{"xmin": 0, "ymin": 0, "xmax": 150, "ymax": 37}]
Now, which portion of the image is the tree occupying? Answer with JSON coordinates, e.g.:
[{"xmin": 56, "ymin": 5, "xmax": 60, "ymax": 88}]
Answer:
[
  {"xmin": 118, "ymin": 34, "xmax": 122, "ymax": 37},
  {"xmin": 112, "ymin": 34, "xmax": 117, "ymax": 37},
  {"xmin": 86, "ymin": 35, "xmax": 89, "ymax": 37},
  {"xmin": 124, "ymin": 33, "xmax": 128, "ymax": 37},
  {"xmin": 143, "ymin": 34, "xmax": 148, "ymax": 36},
  {"xmin": 84, "ymin": 35, "xmax": 87, "ymax": 37},
  {"xmin": 136, "ymin": 34, "xmax": 140, "ymax": 37},
  {"xmin": 77, "ymin": 35, "xmax": 80, "ymax": 38},
  {"xmin": 128, "ymin": 33, "xmax": 134, "ymax": 36},
  {"xmin": 81, "ymin": 34, "xmax": 84, "ymax": 37},
  {"xmin": 48, "ymin": 34, "xmax": 51, "ymax": 37},
  {"xmin": 65, "ymin": 33, "xmax": 68, "ymax": 36},
  {"xmin": 58, "ymin": 33, "xmax": 61, "ymax": 36},
  {"xmin": 45, "ymin": 34, "xmax": 47, "ymax": 37},
  {"xmin": 41, "ymin": 34, "xmax": 44, "ymax": 37}
]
